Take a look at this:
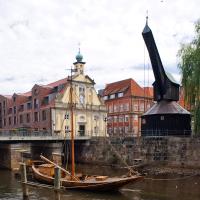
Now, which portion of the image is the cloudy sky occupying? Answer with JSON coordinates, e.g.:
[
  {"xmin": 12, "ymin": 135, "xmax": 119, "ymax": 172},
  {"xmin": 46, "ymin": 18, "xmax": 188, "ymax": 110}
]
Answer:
[{"xmin": 0, "ymin": 0, "xmax": 199, "ymax": 95}]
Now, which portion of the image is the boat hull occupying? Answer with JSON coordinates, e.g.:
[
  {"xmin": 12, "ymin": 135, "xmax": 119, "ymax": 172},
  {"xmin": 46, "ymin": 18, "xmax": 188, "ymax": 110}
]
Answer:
[{"xmin": 32, "ymin": 165, "xmax": 143, "ymax": 191}]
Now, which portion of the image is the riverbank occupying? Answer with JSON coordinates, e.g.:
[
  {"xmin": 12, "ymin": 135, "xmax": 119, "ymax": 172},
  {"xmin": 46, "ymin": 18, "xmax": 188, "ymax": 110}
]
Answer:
[
  {"xmin": 139, "ymin": 165, "xmax": 200, "ymax": 176},
  {"xmin": 74, "ymin": 161, "xmax": 200, "ymax": 177}
]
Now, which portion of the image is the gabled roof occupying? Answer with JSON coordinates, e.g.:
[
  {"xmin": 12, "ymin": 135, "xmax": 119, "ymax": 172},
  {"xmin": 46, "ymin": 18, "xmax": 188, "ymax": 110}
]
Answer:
[
  {"xmin": 130, "ymin": 79, "xmax": 145, "ymax": 97},
  {"xmin": 104, "ymin": 78, "xmax": 145, "ymax": 97},
  {"xmin": 85, "ymin": 75, "xmax": 95, "ymax": 84},
  {"xmin": 71, "ymin": 74, "xmax": 95, "ymax": 85},
  {"xmin": 46, "ymin": 77, "xmax": 68, "ymax": 87},
  {"xmin": 104, "ymin": 79, "xmax": 130, "ymax": 96},
  {"xmin": 20, "ymin": 91, "xmax": 32, "ymax": 97}
]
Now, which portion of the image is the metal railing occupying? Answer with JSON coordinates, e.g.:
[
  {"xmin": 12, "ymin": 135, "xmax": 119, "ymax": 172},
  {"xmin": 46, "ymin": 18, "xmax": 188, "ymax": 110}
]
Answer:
[
  {"xmin": 64, "ymin": 130, "xmax": 106, "ymax": 138},
  {"xmin": 140, "ymin": 129, "xmax": 192, "ymax": 137},
  {"xmin": 0, "ymin": 129, "xmax": 95, "ymax": 141},
  {"xmin": 108, "ymin": 132, "xmax": 136, "ymax": 138},
  {"xmin": 0, "ymin": 130, "xmax": 52, "ymax": 136},
  {"xmin": 0, "ymin": 130, "xmax": 64, "ymax": 141},
  {"xmin": 106, "ymin": 130, "xmax": 197, "ymax": 138}
]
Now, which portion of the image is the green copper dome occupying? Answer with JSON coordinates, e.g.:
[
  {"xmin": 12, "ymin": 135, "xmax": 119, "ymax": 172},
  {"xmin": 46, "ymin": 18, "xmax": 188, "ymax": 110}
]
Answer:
[{"xmin": 75, "ymin": 52, "xmax": 83, "ymax": 62}]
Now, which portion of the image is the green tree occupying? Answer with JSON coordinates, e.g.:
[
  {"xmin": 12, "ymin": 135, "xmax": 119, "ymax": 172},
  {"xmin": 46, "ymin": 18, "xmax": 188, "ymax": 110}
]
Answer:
[{"xmin": 178, "ymin": 19, "xmax": 200, "ymax": 134}]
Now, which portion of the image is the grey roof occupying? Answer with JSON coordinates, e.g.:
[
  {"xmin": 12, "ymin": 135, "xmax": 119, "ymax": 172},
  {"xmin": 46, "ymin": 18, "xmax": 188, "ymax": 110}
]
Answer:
[{"xmin": 143, "ymin": 100, "xmax": 190, "ymax": 116}]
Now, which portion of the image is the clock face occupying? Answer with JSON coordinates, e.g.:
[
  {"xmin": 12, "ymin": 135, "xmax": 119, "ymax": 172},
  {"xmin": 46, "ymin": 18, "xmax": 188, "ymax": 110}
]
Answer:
[{"xmin": 79, "ymin": 94, "xmax": 85, "ymax": 104}]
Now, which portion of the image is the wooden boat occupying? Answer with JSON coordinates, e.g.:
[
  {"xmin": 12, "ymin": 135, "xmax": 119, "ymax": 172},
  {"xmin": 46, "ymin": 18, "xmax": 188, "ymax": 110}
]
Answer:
[
  {"xmin": 32, "ymin": 67, "xmax": 144, "ymax": 191},
  {"xmin": 32, "ymin": 162, "xmax": 143, "ymax": 191}
]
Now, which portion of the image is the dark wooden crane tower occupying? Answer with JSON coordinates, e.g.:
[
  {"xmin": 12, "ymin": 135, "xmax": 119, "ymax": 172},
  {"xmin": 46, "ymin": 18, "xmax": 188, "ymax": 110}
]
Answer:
[{"xmin": 141, "ymin": 20, "xmax": 191, "ymax": 136}]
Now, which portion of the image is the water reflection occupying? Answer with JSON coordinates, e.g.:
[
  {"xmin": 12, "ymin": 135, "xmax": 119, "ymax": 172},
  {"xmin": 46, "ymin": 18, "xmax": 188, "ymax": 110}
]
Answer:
[
  {"xmin": 0, "ymin": 166, "xmax": 200, "ymax": 200},
  {"xmin": 28, "ymin": 188, "xmax": 138, "ymax": 200}
]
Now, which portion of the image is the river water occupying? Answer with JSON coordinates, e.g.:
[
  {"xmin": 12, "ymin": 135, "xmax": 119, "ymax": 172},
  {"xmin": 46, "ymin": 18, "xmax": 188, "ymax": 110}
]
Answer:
[{"xmin": 0, "ymin": 165, "xmax": 200, "ymax": 200}]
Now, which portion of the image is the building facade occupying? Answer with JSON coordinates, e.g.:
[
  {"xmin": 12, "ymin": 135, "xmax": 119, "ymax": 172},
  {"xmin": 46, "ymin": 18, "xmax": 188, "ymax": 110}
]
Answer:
[
  {"xmin": 0, "ymin": 52, "xmax": 107, "ymax": 137},
  {"xmin": 102, "ymin": 79, "xmax": 154, "ymax": 137}
]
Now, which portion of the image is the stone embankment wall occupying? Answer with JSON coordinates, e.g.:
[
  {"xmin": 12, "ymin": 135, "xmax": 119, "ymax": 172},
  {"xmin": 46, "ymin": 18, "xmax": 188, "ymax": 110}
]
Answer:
[
  {"xmin": 0, "ymin": 144, "xmax": 11, "ymax": 169},
  {"xmin": 0, "ymin": 142, "xmax": 63, "ymax": 170},
  {"xmin": 0, "ymin": 144, "xmax": 30, "ymax": 169},
  {"xmin": 78, "ymin": 137, "xmax": 200, "ymax": 168}
]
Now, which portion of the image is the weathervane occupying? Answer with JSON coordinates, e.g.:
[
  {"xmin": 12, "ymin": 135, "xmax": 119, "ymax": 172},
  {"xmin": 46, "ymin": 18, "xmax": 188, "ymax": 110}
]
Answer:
[
  {"xmin": 146, "ymin": 10, "xmax": 148, "ymax": 25},
  {"xmin": 78, "ymin": 42, "xmax": 81, "ymax": 54}
]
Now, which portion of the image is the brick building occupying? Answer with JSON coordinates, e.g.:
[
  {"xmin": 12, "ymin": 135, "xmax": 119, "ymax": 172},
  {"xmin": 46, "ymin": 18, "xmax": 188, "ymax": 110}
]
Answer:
[
  {"xmin": 102, "ymin": 79, "xmax": 154, "ymax": 137},
  {"xmin": 0, "ymin": 52, "xmax": 107, "ymax": 136},
  {"xmin": 0, "ymin": 78, "xmax": 68, "ymax": 131}
]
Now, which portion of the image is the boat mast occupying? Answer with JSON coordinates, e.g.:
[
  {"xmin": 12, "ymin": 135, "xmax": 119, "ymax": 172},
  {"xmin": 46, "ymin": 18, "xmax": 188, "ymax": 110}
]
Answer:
[{"xmin": 70, "ymin": 66, "xmax": 75, "ymax": 179}]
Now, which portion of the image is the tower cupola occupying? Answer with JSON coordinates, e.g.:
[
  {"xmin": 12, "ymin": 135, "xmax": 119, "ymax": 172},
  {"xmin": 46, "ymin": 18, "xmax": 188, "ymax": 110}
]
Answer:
[
  {"xmin": 75, "ymin": 51, "xmax": 83, "ymax": 62},
  {"xmin": 73, "ymin": 47, "xmax": 86, "ymax": 75}
]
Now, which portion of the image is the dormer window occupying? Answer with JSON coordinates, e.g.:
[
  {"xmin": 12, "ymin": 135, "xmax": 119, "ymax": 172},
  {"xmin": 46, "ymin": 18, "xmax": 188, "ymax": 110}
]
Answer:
[
  {"xmin": 103, "ymin": 96, "xmax": 108, "ymax": 100},
  {"xmin": 118, "ymin": 92, "xmax": 123, "ymax": 98},
  {"xmin": 110, "ymin": 94, "xmax": 115, "ymax": 99}
]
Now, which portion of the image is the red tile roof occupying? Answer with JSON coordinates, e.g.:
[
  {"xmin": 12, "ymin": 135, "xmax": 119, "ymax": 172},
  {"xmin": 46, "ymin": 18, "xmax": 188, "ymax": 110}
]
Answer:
[
  {"xmin": 104, "ymin": 79, "xmax": 130, "ymax": 96},
  {"xmin": 0, "ymin": 77, "xmax": 69, "ymax": 108},
  {"xmin": 144, "ymin": 87, "xmax": 153, "ymax": 97},
  {"xmin": 46, "ymin": 77, "xmax": 68, "ymax": 88},
  {"xmin": 18, "ymin": 91, "xmax": 32, "ymax": 97},
  {"xmin": 4, "ymin": 77, "xmax": 68, "ymax": 98},
  {"xmin": 130, "ymin": 79, "xmax": 145, "ymax": 97},
  {"xmin": 104, "ymin": 78, "xmax": 145, "ymax": 97}
]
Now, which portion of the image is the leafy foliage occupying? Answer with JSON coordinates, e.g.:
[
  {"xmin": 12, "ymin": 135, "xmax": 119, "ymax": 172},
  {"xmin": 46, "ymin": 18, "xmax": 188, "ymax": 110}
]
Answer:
[{"xmin": 178, "ymin": 19, "xmax": 200, "ymax": 134}]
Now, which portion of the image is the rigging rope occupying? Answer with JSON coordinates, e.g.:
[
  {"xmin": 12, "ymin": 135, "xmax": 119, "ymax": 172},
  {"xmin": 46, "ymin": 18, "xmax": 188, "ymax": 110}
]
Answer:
[
  {"xmin": 104, "ymin": 137, "xmax": 139, "ymax": 175},
  {"xmin": 103, "ymin": 137, "xmax": 198, "ymax": 181},
  {"xmin": 143, "ymin": 39, "xmax": 146, "ymax": 111}
]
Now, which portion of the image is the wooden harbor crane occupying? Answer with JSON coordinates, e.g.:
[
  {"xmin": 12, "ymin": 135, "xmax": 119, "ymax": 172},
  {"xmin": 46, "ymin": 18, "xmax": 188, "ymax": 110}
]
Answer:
[{"xmin": 141, "ymin": 19, "xmax": 191, "ymax": 136}]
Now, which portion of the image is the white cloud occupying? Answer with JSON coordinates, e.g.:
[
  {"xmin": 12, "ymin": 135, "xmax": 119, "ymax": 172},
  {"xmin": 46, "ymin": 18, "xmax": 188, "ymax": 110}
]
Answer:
[{"xmin": 0, "ymin": 0, "xmax": 199, "ymax": 94}]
